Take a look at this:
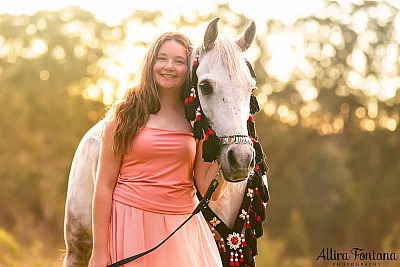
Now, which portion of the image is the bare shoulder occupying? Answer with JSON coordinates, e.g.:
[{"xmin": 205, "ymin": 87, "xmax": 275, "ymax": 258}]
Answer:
[
  {"xmin": 103, "ymin": 119, "xmax": 116, "ymax": 137},
  {"xmin": 100, "ymin": 119, "xmax": 117, "ymax": 152}
]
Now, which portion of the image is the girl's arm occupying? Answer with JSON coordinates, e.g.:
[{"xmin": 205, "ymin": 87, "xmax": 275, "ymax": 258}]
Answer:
[
  {"xmin": 193, "ymin": 141, "xmax": 227, "ymax": 201},
  {"xmin": 89, "ymin": 121, "xmax": 123, "ymax": 266}
]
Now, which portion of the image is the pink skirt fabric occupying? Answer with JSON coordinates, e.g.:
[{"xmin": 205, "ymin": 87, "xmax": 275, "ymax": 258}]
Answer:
[{"xmin": 109, "ymin": 200, "xmax": 223, "ymax": 267}]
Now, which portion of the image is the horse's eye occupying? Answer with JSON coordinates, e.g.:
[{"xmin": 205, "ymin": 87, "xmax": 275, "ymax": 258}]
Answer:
[{"xmin": 199, "ymin": 81, "xmax": 213, "ymax": 95}]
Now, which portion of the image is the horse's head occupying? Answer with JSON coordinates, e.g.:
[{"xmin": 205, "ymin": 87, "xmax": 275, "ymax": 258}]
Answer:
[{"xmin": 186, "ymin": 18, "xmax": 259, "ymax": 182}]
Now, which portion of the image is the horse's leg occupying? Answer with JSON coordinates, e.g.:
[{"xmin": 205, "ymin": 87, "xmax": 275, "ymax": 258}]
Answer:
[
  {"xmin": 63, "ymin": 210, "xmax": 93, "ymax": 266},
  {"xmin": 63, "ymin": 122, "xmax": 102, "ymax": 266}
]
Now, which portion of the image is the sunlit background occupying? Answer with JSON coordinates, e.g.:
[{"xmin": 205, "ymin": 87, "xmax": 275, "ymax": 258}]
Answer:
[{"xmin": 1, "ymin": 0, "xmax": 399, "ymax": 266}]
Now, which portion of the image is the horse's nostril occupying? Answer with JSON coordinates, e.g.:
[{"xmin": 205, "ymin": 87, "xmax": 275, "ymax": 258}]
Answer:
[{"xmin": 227, "ymin": 148, "xmax": 238, "ymax": 168}]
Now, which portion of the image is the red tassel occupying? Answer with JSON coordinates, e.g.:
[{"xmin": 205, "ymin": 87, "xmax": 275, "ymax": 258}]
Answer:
[
  {"xmin": 230, "ymin": 252, "xmax": 234, "ymax": 266},
  {"xmin": 243, "ymin": 245, "xmax": 251, "ymax": 265},
  {"xmin": 185, "ymin": 86, "xmax": 197, "ymax": 121},
  {"xmin": 247, "ymin": 116, "xmax": 257, "ymax": 139},
  {"xmin": 250, "ymin": 94, "xmax": 260, "ymax": 114},
  {"xmin": 239, "ymin": 249, "xmax": 244, "ymax": 263},
  {"xmin": 245, "ymin": 215, "xmax": 251, "ymax": 229},
  {"xmin": 253, "ymin": 141, "xmax": 264, "ymax": 163},
  {"xmin": 241, "ymin": 233, "xmax": 246, "ymax": 246},
  {"xmin": 195, "ymin": 107, "xmax": 201, "ymax": 121},
  {"xmin": 260, "ymin": 183, "xmax": 269, "ymax": 203},
  {"xmin": 193, "ymin": 57, "xmax": 199, "ymax": 66},
  {"xmin": 251, "ymin": 232, "xmax": 258, "ymax": 256},
  {"xmin": 211, "ymin": 227, "xmax": 216, "ymax": 240},
  {"xmin": 235, "ymin": 252, "xmax": 239, "ymax": 266},
  {"xmin": 252, "ymin": 190, "xmax": 262, "ymax": 214},
  {"xmin": 220, "ymin": 238, "xmax": 226, "ymax": 253},
  {"xmin": 255, "ymin": 216, "xmax": 263, "ymax": 238},
  {"xmin": 249, "ymin": 209, "xmax": 256, "ymax": 227},
  {"xmin": 203, "ymin": 128, "xmax": 220, "ymax": 162},
  {"xmin": 244, "ymin": 228, "xmax": 253, "ymax": 262},
  {"xmin": 193, "ymin": 106, "xmax": 205, "ymax": 140}
]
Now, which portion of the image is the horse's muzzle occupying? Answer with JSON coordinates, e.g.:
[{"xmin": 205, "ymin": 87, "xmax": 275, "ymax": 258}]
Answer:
[{"xmin": 219, "ymin": 143, "xmax": 255, "ymax": 182}]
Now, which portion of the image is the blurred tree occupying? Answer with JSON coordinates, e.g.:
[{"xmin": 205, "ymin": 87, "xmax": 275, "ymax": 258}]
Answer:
[
  {"xmin": 0, "ymin": 7, "xmax": 108, "ymax": 247},
  {"xmin": 253, "ymin": 0, "xmax": 399, "ymax": 134},
  {"xmin": 251, "ymin": 0, "xmax": 400, "ymax": 260}
]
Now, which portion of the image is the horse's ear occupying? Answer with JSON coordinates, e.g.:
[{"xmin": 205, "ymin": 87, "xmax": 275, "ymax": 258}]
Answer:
[
  {"xmin": 236, "ymin": 21, "xmax": 256, "ymax": 52},
  {"xmin": 203, "ymin": 17, "xmax": 220, "ymax": 51}
]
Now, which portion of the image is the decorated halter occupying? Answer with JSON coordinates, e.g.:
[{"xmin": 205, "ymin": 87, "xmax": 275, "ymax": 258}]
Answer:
[{"xmin": 184, "ymin": 52, "xmax": 270, "ymax": 267}]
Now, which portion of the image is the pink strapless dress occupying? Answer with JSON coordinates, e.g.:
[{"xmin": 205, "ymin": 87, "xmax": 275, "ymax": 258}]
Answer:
[{"xmin": 109, "ymin": 127, "xmax": 222, "ymax": 267}]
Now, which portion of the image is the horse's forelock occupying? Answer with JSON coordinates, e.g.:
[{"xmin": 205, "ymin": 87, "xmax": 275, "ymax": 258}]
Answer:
[{"xmin": 194, "ymin": 37, "xmax": 249, "ymax": 85}]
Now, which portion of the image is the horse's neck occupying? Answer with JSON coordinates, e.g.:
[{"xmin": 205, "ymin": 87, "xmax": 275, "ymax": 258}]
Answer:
[{"xmin": 208, "ymin": 180, "xmax": 247, "ymax": 229}]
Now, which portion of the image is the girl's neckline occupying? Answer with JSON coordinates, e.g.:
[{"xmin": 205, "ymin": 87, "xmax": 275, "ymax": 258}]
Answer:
[{"xmin": 144, "ymin": 126, "xmax": 193, "ymax": 134}]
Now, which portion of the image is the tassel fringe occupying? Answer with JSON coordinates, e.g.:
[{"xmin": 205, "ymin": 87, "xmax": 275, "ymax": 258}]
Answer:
[
  {"xmin": 250, "ymin": 94, "xmax": 260, "ymax": 115},
  {"xmin": 203, "ymin": 128, "xmax": 221, "ymax": 162},
  {"xmin": 193, "ymin": 106, "xmax": 205, "ymax": 140},
  {"xmin": 247, "ymin": 116, "xmax": 258, "ymax": 139}
]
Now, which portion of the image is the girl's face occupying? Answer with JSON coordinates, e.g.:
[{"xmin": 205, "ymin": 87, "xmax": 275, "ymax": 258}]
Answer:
[{"xmin": 153, "ymin": 40, "xmax": 188, "ymax": 93}]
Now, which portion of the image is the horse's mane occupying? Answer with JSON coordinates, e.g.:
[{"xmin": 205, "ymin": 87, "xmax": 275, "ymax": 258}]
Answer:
[{"xmin": 193, "ymin": 36, "xmax": 248, "ymax": 84}]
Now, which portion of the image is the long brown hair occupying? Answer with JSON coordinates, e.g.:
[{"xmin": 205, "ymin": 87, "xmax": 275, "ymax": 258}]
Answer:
[{"xmin": 110, "ymin": 32, "xmax": 192, "ymax": 155}]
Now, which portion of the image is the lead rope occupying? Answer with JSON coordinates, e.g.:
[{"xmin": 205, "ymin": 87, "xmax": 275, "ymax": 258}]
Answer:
[{"xmin": 107, "ymin": 178, "xmax": 220, "ymax": 267}]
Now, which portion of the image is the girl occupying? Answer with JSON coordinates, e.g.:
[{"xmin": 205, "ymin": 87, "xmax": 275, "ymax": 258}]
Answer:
[{"xmin": 88, "ymin": 32, "xmax": 224, "ymax": 267}]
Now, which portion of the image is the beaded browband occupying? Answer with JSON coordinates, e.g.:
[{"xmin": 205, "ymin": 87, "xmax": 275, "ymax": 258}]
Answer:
[{"xmin": 184, "ymin": 51, "xmax": 270, "ymax": 267}]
